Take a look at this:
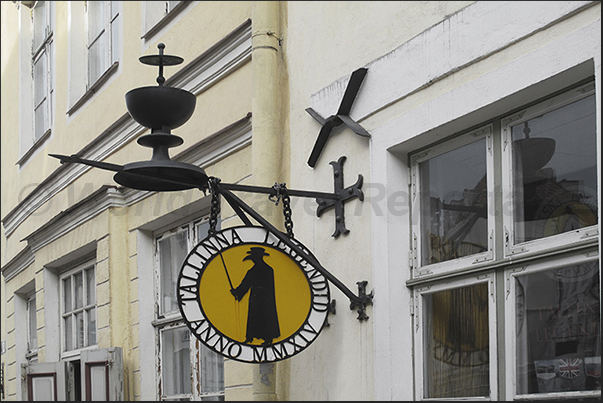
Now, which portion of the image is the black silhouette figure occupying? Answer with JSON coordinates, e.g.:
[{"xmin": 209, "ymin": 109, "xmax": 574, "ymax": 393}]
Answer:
[{"xmin": 231, "ymin": 247, "xmax": 280, "ymax": 345}]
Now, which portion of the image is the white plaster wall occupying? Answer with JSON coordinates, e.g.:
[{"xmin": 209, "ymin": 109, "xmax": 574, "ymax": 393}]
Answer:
[
  {"xmin": 285, "ymin": 1, "xmax": 474, "ymax": 401},
  {"xmin": 286, "ymin": 1, "xmax": 601, "ymax": 401}
]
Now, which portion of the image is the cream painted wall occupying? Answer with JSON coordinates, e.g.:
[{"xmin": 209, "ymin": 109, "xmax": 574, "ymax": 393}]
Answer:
[
  {"xmin": 3, "ymin": 1, "xmax": 600, "ymax": 401},
  {"xmin": 1, "ymin": 1, "xmax": 256, "ymax": 401}
]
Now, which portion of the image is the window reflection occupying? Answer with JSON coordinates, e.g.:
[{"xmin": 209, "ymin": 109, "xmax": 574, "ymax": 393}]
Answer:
[
  {"xmin": 420, "ymin": 139, "xmax": 488, "ymax": 265},
  {"xmin": 162, "ymin": 327, "xmax": 191, "ymax": 397},
  {"xmin": 515, "ymin": 261, "xmax": 601, "ymax": 394},
  {"xmin": 512, "ymin": 95, "xmax": 598, "ymax": 244}
]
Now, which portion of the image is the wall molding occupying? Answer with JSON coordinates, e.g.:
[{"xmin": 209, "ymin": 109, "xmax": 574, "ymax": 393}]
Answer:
[
  {"xmin": 2, "ymin": 114, "xmax": 251, "ymax": 281},
  {"xmin": 2, "ymin": 19, "xmax": 252, "ymax": 238},
  {"xmin": 1, "ymin": 246, "xmax": 35, "ymax": 282},
  {"xmin": 308, "ymin": 1, "xmax": 594, "ymax": 122}
]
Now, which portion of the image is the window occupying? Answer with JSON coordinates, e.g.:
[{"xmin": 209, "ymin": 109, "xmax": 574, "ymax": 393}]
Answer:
[
  {"xmin": 410, "ymin": 81, "xmax": 599, "ymax": 400},
  {"xmin": 154, "ymin": 218, "xmax": 225, "ymax": 401},
  {"xmin": 32, "ymin": 1, "xmax": 53, "ymax": 143},
  {"xmin": 502, "ymin": 89, "xmax": 598, "ymax": 255},
  {"xmin": 507, "ymin": 255, "xmax": 600, "ymax": 398},
  {"xmin": 61, "ymin": 261, "xmax": 97, "ymax": 352},
  {"xmin": 27, "ymin": 293, "xmax": 38, "ymax": 354},
  {"xmin": 142, "ymin": 1, "xmax": 188, "ymax": 39},
  {"xmin": 86, "ymin": 1, "xmax": 120, "ymax": 88},
  {"xmin": 411, "ymin": 126, "xmax": 494, "ymax": 275},
  {"xmin": 414, "ymin": 273, "xmax": 497, "ymax": 399}
]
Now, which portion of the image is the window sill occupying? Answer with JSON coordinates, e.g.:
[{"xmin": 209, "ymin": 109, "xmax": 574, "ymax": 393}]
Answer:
[
  {"xmin": 66, "ymin": 61, "xmax": 119, "ymax": 116},
  {"xmin": 152, "ymin": 312, "xmax": 184, "ymax": 327},
  {"xmin": 141, "ymin": 1, "xmax": 190, "ymax": 40},
  {"xmin": 25, "ymin": 350, "xmax": 38, "ymax": 360},
  {"xmin": 16, "ymin": 129, "xmax": 52, "ymax": 167}
]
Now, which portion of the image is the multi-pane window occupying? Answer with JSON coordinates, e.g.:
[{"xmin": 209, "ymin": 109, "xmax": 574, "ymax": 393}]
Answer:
[
  {"xmin": 155, "ymin": 218, "xmax": 225, "ymax": 401},
  {"xmin": 86, "ymin": 1, "xmax": 120, "ymax": 88},
  {"xmin": 410, "ymin": 81, "xmax": 599, "ymax": 400},
  {"xmin": 32, "ymin": 1, "xmax": 53, "ymax": 142},
  {"xmin": 61, "ymin": 262, "xmax": 97, "ymax": 352}
]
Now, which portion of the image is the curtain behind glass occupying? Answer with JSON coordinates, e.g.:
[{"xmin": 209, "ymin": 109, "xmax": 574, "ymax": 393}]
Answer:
[
  {"xmin": 162, "ymin": 327, "xmax": 191, "ymax": 397},
  {"xmin": 159, "ymin": 231, "xmax": 188, "ymax": 314},
  {"xmin": 200, "ymin": 345, "xmax": 224, "ymax": 400},
  {"xmin": 424, "ymin": 283, "xmax": 490, "ymax": 398}
]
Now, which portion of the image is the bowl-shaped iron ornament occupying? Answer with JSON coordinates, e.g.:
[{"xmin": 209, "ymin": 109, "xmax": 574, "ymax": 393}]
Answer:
[
  {"xmin": 125, "ymin": 86, "xmax": 196, "ymax": 131},
  {"xmin": 113, "ymin": 159, "xmax": 208, "ymax": 192}
]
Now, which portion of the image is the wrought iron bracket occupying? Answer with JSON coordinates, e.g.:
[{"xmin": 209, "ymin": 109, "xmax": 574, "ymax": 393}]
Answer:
[
  {"xmin": 350, "ymin": 281, "xmax": 374, "ymax": 321},
  {"xmin": 217, "ymin": 185, "xmax": 373, "ymax": 321},
  {"xmin": 324, "ymin": 299, "xmax": 337, "ymax": 327},
  {"xmin": 306, "ymin": 67, "xmax": 370, "ymax": 168},
  {"xmin": 316, "ymin": 156, "xmax": 363, "ymax": 238}
]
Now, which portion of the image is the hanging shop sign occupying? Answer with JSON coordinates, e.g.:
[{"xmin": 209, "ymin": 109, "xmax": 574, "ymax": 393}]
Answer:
[
  {"xmin": 50, "ymin": 44, "xmax": 373, "ymax": 364},
  {"xmin": 177, "ymin": 226, "xmax": 330, "ymax": 363}
]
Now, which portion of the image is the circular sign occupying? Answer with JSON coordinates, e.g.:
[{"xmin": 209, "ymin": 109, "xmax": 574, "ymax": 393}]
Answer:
[{"xmin": 177, "ymin": 226, "xmax": 330, "ymax": 363}]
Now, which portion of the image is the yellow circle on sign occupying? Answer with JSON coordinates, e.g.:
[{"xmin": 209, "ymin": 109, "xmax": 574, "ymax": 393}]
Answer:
[{"xmin": 199, "ymin": 243, "xmax": 312, "ymax": 345}]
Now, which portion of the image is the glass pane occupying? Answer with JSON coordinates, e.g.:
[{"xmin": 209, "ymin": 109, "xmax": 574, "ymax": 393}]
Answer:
[
  {"xmin": 162, "ymin": 327, "xmax": 191, "ymax": 397},
  {"xmin": 515, "ymin": 261, "xmax": 600, "ymax": 395},
  {"xmin": 200, "ymin": 345, "xmax": 224, "ymax": 395},
  {"xmin": 87, "ymin": 307, "xmax": 97, "ymax": 346},
  {"xmin": 512, "ymin": 95, "xmax": 598, "ymax": 244},
  {"xmin": 196, "ymin": 220, "xmax": 212, "ymax": 242},
  {"xmin": 110, "ymin": 11, "xmax": 120, "ymax": 64},
  {"xmin": 88, "ymin": 34, "xmax": 106, "ymax": 86},
  {"xmin": 76, "ymin": 311, "xmax": 85, "ymax": 349},
  {"xmin": 420, "ymin": 139, "xmax": 488, "ymax": 265},
  {"xmin": 74, "ymin": 271, "xmax": 84, "ymax": 309},
  {"xmin": 63, "ymin": 277, "xmax": 72, "ymax": 313},
  {"xmin": 424, "ymin": 283, "xmax": 490, "ymax": 398},
  {"xmin": 28, "ymin": 297, "xmax": 38, "ymax": 350},
  {"xmin": 64, "ymin": 315, "xmax": 73, "ymax": 351},
  {"xmin": 159, "ymin": 231, "xmax": 188, "ymax": 314},
  {"xmin": 33, "ymin": 55, "xmax": 47, "ymax": 106},
  {"xmin": 33, "ymin": 2, "xmax": 47, "ymax": 51},
  {"xmin": 168, "ymin": 1, "xmax": 182, "ymax": 12},
  {"xmin": 34, "ymin": 102, "xmax": 47, "ymax": 141},
  {"xmin": 87, "ymin": 1, "xmax": 105, "ymax": 42},
  {"xmin": 86, "ymin": 267, "xmax": 96, "ymax": 305}
]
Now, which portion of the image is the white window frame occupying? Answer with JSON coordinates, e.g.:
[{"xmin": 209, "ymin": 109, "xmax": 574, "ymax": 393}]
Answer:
[
  {"xmin": 153, "ymin": 216, "xmax": 225, "ymax": 401},
  {"xmin": 413, "ymin": 272, "xmax": 498, "ymax": 401},
  {"xmin": 60, "ymin": 260, "xmax": 97, "ymax": 357},
  {"xmin": 410, "ymin": 125, "xmax": 496, "ymax": 278},
  {"xmin": 504, "ymin": 251, "xmax": 600, "ymax": 401},
  {"xmin": 85, "ymin": 1, "xmax": 120, "ymax": 90},
  {"xmin": 31, "ymin": 0, "xmax": 53, "ymax": 144},
  {"xmin": 501, "ymin": 82, "xmax": 598, "ymax": 258},
  {"xmin": 26, "ymin": 293, "xmax": 38, "ymax": 355}
]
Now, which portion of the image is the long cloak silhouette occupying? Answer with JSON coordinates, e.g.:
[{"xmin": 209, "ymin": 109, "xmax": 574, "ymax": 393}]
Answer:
[{"xmin": 231, "ymin": 247, "xmax": 280, "ymax": 345}]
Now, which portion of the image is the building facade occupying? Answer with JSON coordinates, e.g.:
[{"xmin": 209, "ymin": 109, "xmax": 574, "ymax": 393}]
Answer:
[{"xmin": 1, "ymin": 1, "xmax": 600, "ymax": 401}]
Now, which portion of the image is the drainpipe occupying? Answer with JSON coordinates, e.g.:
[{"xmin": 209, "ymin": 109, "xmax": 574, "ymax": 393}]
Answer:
[{"xmin": 251, "ymin": 1, "xmax": 281, "ymax": 401}]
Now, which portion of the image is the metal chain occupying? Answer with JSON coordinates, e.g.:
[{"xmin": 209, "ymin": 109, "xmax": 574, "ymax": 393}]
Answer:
[
  {"xmin": 282, "ymin": 187, "xmax": 294, "ymax": 238},
  {"xmin": 208, "ymin": 177, "xmax": 221, "ymax": 235},
  {"xmin": 271, "ymin": 182, "xmax": 294, "ymax": 238}
]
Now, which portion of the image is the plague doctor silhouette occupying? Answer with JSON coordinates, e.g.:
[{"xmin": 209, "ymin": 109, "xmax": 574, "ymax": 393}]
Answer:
[{"xmin": 231, "ymin": 247, "xmax": 281, "ymax": 345}]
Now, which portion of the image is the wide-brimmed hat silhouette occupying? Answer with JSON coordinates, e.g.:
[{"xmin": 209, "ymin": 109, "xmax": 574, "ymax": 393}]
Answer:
[{"xmin": 243, "ymin": 247, "xmax": 270, "ymax": 261}]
